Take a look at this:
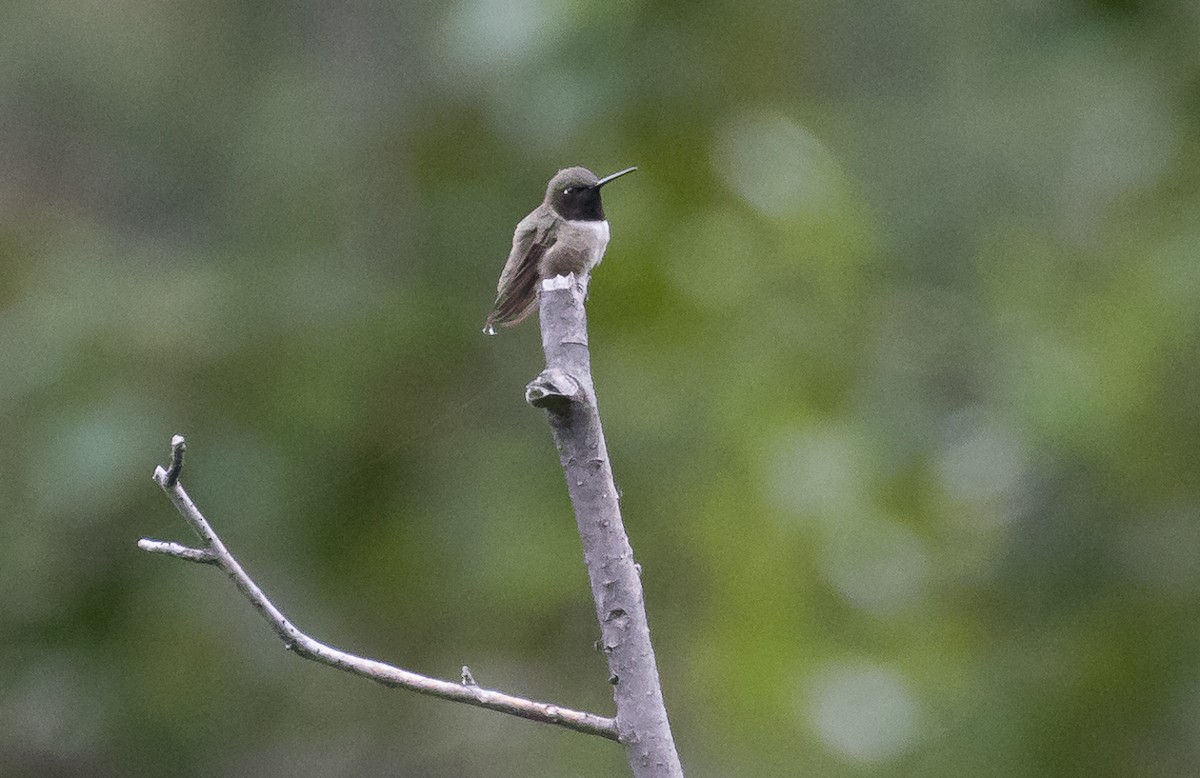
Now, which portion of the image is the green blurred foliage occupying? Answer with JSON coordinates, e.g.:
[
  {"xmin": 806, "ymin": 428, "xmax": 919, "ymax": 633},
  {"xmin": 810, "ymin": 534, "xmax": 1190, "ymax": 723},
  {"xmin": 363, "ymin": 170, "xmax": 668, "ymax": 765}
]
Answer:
[{"xmin": 2, "ymin": 0, "xmax": 1199, "ymax": 775}]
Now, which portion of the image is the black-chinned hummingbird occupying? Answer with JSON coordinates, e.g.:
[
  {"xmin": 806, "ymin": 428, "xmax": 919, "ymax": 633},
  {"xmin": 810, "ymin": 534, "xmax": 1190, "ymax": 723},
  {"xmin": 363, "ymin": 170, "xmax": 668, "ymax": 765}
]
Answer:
[{"xmin": 484, "ymin": 166, "xmax": 637, "ymax": 335}]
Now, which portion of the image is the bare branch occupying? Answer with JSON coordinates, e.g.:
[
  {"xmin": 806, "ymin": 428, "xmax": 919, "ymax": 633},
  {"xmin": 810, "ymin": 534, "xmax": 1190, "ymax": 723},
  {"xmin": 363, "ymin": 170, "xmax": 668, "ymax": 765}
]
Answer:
[
  {"xmin": 529, "ymin": 276, "xmax": 685, "ymax": 776},
  {"xmin": 140, "ymin": 435, "xmax": 618, "ymax": 742}
]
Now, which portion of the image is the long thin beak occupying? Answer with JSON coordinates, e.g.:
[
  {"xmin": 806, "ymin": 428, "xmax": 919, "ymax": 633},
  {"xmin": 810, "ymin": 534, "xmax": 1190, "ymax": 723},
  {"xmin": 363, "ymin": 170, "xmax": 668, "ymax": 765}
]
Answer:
[{"xmin": 594, "ymin": 166, "xmax": 638, "ymax": 188}]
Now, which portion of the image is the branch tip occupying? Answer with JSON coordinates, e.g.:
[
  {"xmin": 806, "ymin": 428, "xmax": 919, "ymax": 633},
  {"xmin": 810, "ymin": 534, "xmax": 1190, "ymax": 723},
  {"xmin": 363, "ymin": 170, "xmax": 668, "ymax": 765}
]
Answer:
[
  {"xmin": 138, "ymin": 538, "xmax": 217, "ymax": 564},
  {"xmin": 164, "ymin": 434, "xmax": 187, "ymax": 486}
]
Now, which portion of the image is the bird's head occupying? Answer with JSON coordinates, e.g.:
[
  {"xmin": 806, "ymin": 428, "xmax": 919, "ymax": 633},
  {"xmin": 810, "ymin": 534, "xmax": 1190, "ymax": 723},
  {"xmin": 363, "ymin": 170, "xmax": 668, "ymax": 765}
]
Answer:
[{"xmin": 546, "ymin": 166, "xmax": 636, "ymax": 221}]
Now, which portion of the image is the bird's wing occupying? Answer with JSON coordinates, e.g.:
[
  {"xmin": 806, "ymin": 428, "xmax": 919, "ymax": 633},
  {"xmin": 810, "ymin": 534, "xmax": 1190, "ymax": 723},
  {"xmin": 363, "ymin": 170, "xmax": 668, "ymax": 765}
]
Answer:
[{"xmin": 486, "ymin": 209, "xmax": 557, "ymax": 330}]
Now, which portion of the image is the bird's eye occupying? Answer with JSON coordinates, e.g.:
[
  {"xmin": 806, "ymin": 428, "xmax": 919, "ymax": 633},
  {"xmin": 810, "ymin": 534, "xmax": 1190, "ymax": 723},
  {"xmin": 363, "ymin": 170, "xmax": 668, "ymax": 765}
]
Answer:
[{"xmin": 563, "ymin": 187, "xmax": 572, "ymax": 195}]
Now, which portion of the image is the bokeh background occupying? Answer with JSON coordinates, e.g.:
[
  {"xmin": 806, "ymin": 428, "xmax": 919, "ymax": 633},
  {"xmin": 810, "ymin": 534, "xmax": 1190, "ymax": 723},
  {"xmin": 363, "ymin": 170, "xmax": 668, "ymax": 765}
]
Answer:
[{"xmin": 3, "ymin": 0, "xmax": 1200, "ymax": 775}]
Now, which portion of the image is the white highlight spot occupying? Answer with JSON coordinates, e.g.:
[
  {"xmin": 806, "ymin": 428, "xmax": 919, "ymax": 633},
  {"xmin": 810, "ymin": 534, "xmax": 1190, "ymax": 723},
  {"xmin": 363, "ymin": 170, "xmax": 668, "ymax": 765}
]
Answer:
[
  {"xmin": 766, "ymin": 424, "xmax": 871, "ymax": 519},
  {"xmin": 936, "ymin": 409, "xmax": 1024, "ymax": 505},
  {"xmin": 442, "ymin": 0, "xmax": 571, "ymax": 72},
  {"xmin": 712, "ymin": 109, "xmax": 846, "ymax": 220},
  {"xmin": 803, "ymin": 661, "xmax": 923, "ymax": 764},
  {"xmin": 820, "ymin": 517, "xmax": 930, "ymax": 617},
  {"xmin": 542, "ymin": 274, "xmax": 574, "ymax": 290}
]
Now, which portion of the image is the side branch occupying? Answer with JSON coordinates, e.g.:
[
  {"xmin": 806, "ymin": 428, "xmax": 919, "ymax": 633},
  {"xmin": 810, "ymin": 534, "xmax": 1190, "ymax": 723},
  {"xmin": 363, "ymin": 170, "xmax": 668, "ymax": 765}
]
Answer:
[{"xmin": 139, "ymin": 436, "xmax": 618, "ymax": 741}]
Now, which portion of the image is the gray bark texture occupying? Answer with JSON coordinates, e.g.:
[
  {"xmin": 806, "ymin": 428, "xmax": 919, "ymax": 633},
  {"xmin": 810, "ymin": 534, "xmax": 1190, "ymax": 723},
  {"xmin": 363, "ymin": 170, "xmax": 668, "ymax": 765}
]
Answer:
[{"xmin": 525, "ymin": 278, "xmax": 685, "ymax": 778}]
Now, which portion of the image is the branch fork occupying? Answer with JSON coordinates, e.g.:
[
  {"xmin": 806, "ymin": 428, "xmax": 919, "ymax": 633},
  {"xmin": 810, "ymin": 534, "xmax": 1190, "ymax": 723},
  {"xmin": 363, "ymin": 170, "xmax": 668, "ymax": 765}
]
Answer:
[{"xmin": 139, "ymin": 435, "xmax": 618, "ymax": 741}]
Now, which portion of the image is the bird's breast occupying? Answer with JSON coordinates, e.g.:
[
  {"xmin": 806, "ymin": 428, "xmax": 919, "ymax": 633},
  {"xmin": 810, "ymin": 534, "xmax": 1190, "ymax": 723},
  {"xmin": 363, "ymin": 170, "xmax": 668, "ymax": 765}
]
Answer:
[{"xmin": 563, "ymin": 219, "xmax": 611, "ymax": 272}]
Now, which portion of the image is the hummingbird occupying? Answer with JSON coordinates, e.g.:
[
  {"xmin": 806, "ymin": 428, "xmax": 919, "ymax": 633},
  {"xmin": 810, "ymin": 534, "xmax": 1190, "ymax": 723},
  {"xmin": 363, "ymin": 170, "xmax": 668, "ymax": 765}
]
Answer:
[{"xmin": 484, "ymin": 166, "xmax": 637, "ymax": 335}]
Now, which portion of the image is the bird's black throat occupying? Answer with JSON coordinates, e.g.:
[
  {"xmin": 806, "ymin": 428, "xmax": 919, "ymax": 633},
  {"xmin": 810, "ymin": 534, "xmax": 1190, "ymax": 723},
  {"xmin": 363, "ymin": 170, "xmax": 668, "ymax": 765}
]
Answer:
[{"xmin": 551, "ymin": 185, "xmax": 605, "ymax": 222}]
